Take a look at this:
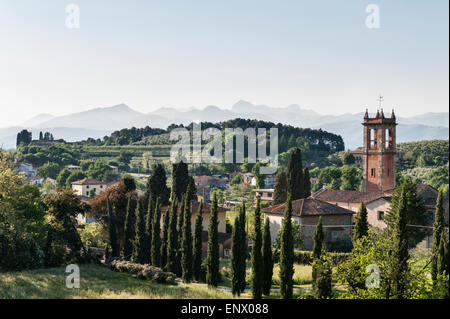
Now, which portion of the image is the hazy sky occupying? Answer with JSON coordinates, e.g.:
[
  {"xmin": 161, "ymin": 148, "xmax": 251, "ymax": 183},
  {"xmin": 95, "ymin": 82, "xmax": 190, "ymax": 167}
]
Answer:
[{"xmin": 0, "ymin": 0, "xmax": 448, "ymax": 127}]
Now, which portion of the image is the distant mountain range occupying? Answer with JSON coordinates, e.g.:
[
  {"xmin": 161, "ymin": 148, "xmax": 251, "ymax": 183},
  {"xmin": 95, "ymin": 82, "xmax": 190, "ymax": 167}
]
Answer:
[{"xmin": 1, "ymin": 101, "xmax": 448, "ymax": 150}]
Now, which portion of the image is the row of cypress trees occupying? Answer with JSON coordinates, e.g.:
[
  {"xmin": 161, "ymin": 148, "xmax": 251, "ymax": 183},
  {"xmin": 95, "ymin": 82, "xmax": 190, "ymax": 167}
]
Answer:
[
  {"xmin": 231, "ymin": 198, "xmax": 274, "ymax": 298},
  {"xmin": 107, "ymin": 184, "xmax": 222, "ymax": 286}
]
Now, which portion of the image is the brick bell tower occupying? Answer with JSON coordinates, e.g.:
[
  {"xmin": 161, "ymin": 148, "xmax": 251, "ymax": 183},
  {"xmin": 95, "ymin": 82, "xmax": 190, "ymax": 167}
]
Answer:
[{"xmin": 362, "ymin": 104, "xmax": 397, "ymax": 193}]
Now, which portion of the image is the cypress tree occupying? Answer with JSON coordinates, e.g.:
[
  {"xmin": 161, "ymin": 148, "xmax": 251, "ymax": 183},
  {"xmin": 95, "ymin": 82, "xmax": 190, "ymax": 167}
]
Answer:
[
  {"xmin": 151, "ymin": 198, "xmax": 162, "ymax": 267},
  {"xmin": 280, "ymin": 194, "xmax": 294, "ymax": 299},
  {"xmin": 175, "ymin": 193, "xmax": 186, "ymax": 276},
  {"xmin": 231, "ymin": 216, "xmax": 242, "ymax": 296},
  {"xmin": 303, "ymin": 167, "xmax": 311, "ymax": 198},
  {"xmin": 123, "ymin": 194, "xmax": 136, "ymax": 260},
  {"xmin": 432, "ymin": 190, "xmax": 445, "ymax": 284},
  {"xmin": 166, "ymin": 199, "xmax": 179, "ymax": 274},
  {"xmin": 273, "ymin": 170, "xmax": 288, "ymax": 205},
  {"xmin": 206, "ymin": 193, "xmax": 220, "ymax": 287},
  {"xmin": 312, "ymin": 216, "xmax": 324, "ymax": 289},
  {"xmin": 251, "ymin": 197, "xmax": 263, "ymax": 299},
  {"xmin": 146, "ymin": 163, "xmax": 170, "ymax": 206},
  {"xmin": 160, "ymin": 205, "xmax": 171, "ymax": 270},
  {"xmin": 144, "ymin": 194, "xmax": 154, "ymax": 264},
  {"xmin": 193, "ymin": 201, "xmax": 204, "ymax": 282},
  {"xmin": 353, "ymin": 202, "xmax": 369, "ymax": 242},
  {"xmin": 391, "ymin": 187, "xmax": 409, "ymax": 299},
  {"xmin": 181, "ymin": 186, "xmax": 194, "ymax": 282},
  {"xmin": 287, "ymin": 148, "xmax": 304, "ymax": 200},
  {"xmin": 238, "ymin": 202, "xmax": 247, "ymax": 294},
  {"xmin": 132, "ymin": 199, "xmax": 147, "ymax": 263},
  {"xmin": 437, "ymin": 229, "xmax": 449, "ymax": 277},
  {"xmin": 107, "ymin": 197, "xmax": 119, "ymax": 257},
  {"xmin": 262, "ymin": 216, "xmax": 273, "ymax": 296}
]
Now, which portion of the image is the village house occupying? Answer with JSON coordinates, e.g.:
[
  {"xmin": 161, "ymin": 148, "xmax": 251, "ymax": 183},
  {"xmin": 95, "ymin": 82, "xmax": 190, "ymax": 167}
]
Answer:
[
  {"xmin": 64, "ymin": 164, "xmax": 82, "ymax": 172},
  {"xmin": 195, "ymin": 175, "xmax": 227, "ymax": 190},
  {"xmin": 17, "ymin": 163, "xmax": 36, "ymax": 176},
  {"xmin": 71, "ymin": 178, "xmax": 108, "ymax": 197},
  {"xmin": 263, "ymin": 197, "xmax": 354, "ymax": 250},
  {"xmin": 254, "ymin": 188, "xmax": 275, "ymax": 205}
]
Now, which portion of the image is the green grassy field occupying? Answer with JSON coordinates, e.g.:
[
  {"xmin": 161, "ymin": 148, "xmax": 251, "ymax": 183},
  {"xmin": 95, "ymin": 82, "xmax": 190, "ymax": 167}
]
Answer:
[{"xmin": 0, "ymin": 264, "xmax": 235, "ymax": 299}]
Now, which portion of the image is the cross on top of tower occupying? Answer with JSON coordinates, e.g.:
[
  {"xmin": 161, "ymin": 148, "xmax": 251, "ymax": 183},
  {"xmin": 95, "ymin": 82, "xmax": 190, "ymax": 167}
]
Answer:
[{"xmin": 376, "ymin": 94, "xmax": 384, "ymax": 109}]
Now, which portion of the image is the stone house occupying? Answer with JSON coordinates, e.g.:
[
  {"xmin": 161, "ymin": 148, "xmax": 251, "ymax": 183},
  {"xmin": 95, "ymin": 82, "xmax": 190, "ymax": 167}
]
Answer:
[
  {"xmin": 71, "ymin": 178, "xmax": 108, "ymax": 197},
  {"xmin": 263, "ymin": 197, "xmax": 354, "ymax": 250}
]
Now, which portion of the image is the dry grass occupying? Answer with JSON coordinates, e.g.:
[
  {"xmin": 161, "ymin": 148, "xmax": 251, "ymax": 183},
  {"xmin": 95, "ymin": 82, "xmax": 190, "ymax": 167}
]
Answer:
[{"xmin": 0, "ymin": 264, "xmax": 236, "ymax": 299}]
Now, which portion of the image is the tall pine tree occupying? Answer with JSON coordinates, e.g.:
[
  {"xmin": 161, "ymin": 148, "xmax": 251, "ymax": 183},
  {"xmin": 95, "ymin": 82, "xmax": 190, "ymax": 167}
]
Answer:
[
  {"xmin": 160, "ymin": 205, "xmax": 171, "ymax": 270},
  {"xmin": 391, "ymin": 187, "xmax": 409, "ymax": 299},
  {"xmin": 251, "ymin": 197, "xmax": 263, "ymax": 299},
  {"xmin": 273, "ymin": 170, "xmax": 288, "ymax": 205},
  {"xmin": 193, "ymin": 201, "xmax": 204, "ymax": 282},
  {"xmin": 279, "ymin": 194, "xmax": 294, "ymax": 299},
  {"xmin": 206, "ymin": 193, "xmax": 220, "ymax": 287},
  {"xmin": 303, "ymin": 167, "xmax": 311, "ymax": 198},
  {"xmin": 181, "ymin": 186, "xmax": 194, "ymax": 282},
  {"xmin": 262, "ymin": 217, "xmax": 273, "ymax": 296},
  {"xmin": 432, "ymin": 190, "xmax": 445, "ymax": 284},
  {"xmin": 123, "ymin": 194, "xmax": 136, "ymax": 260},
  {"xmin": 146, "ymin": 163, "xmax": 170, "ymax": 206},
  {"xmin": 231, "ymin": 216, "xmax": 242, "ymax": 296},
  {"xmin": 144, "ymin": 194, "xmax": 154, "ymax": 264},
  {"xmin": 132, "ymin": 199, "xmax": 147, "ymax": 263},
  {"xmin": 238, "ymin": 202, "xmax": 247, "ymax": 294},
  {"xmin": 151, "ymin": 198, "xmax": 162, "ymax": 267},
  {"xmin": 287, "ymin": 148, "xmax": 304, "ymax": 200},
  {"xmin": 166, "ymin": 199, "xmax": 179, "ymax": 274},
  {"xmin": 353, "ymin": 202, "xmax": 369, "ymax": 242},
  {"xmin": 107, "ymin": 197, "xmax": 119, "ymax": 257}
]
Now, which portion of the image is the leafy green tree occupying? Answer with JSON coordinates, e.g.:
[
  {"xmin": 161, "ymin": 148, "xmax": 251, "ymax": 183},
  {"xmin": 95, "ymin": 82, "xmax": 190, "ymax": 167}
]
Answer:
[
  {"xmin": 252, "ymin": 162, "xmax": 265, "ymax": 188},
  {"xmin": 16, "ymin": 129, "xmax": 32, "ymax": 147},
  {"xmin": 193, "ymin": 201, "xmax": 204, "ymax": 282},
  {"xmin": 122, "ymin": 194, "xmax": 136, "ymax": 260},
  {"xmin": 56, "ymin": 168, "xmax": 72, "ymax": 188},
  {"xmin": 107, "ymin": 197, "xmax": 119, "ymax": 257},
  {"xmin": 262, "ymin": 217, "xmax": 273, "ymax": 296},
  {"xmin": 313, "ymin": 254, "xmax": 333, "ymax": 299},
  {"xmin": 353, "ymin": 202, "xmax": 369, "ymax": 242},
  {"xmin": 166, "ymin": 199, "xmax": 179, "ymax": 274},
  {"xmin": 340, "ymin": 165, "xmax": 362, "ymax": 191},
  {"xmin": 181, "ymin": 186, "xmax": 194, "ymax": 282},
  {"xmin": 279, "ymin": 194, "xmax": 294, "ymax": 299},
  {"xmin": 287, "ymin": 148, "xmax": 304, "ymax": 200},
  {"xmin": 151, "ymin": 198, "xmax": 162, "ymax": 267},
  {"xmin": 384, "ymin": 178, "xmax": 427, "ymax": 248},
  {"xmin": 37, "ymin": 162, "xmax": 60, "ymax": 179},
  {"xmin": 65, "ymin": 171, "xmax": 87, "ymax": 188},
  {"xmin": 146, "ymin": 164, "xmax": 170, "ymax": 206},
  {"xmin": 432, "ymin": 190, "xmax": 445, "ymax": 284},
  {"xmin": 206, "ymin": 193, "xmax": 220, "ymax": 287},
  {"xmin": 273, "ymin": 170, "xmax": 288, "ymax": 205},
  {"xmin": 251, "ymin": 197, "xmax": 263, "ymax": 299},
  {"xmin": 132, "ymin": 199, "xmax": 147, "ymax": 264},
  {"xmin": 341, "ymin": 152, "xmax": 355, "ymax": 165}
]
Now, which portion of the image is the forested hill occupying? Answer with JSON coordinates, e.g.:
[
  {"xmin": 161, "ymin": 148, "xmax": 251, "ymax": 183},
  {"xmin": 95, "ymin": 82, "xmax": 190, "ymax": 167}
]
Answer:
[{"xmin": 94, "ymin": 118, "xmax": 345, "ymax": 154}]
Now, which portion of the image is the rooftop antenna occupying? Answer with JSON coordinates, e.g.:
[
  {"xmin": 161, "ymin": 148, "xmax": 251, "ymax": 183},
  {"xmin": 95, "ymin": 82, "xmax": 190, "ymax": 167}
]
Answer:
[{"xmin": 376, "ymin": 94, "xmax": 384, "ymax": 109}]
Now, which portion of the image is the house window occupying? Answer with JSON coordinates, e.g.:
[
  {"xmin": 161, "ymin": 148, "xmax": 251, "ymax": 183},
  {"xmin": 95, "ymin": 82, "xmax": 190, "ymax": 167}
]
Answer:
[
  {"xmin": 86, "ymin": 191, "xmax": 89, "ymax": 196},
  {"xmin": 371, "ymin": 168, "xmax": 376, "ymax": 177},
  {"xmin": 378, "ymin": 211, "xmax": 384, "ymax": 220},
  {"xmin": 224, "ymin": 249, "xmax": 230, "ymax": 258},
  {"xmin": 100, "ymin": 185, "xmax": 103, "ymax": 188},
  {"xmin": 86, "ymin": 185, "xmax": 90, "ymax": 189},
  {"xmin": 294, "ymin": 220, "xmax": 299, "ymax": 225},
  {"xmin": 387, "ymin": 168, "xmax": 390, "ymax": 176},
  {"xmin": 93, "ymin": 188, "xmax": 96, "ymax": 192},
  {"xmin": 331, "ymin": 231, "xmax": 340, "ymax": 241}
]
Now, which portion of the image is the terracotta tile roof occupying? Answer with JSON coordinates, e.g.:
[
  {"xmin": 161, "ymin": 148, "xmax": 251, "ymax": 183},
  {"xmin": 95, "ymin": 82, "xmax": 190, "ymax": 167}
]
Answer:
[
  {"xmin": 71, "ymin": 178, "xmax": 105, "ymax": 185},
  {"xmin": 312, "ymin": 188, "xmax": 386, "ymax": 204},
  {"xmin": 263, "ymin": 197, "xmax": 354, "ymax": 217}
]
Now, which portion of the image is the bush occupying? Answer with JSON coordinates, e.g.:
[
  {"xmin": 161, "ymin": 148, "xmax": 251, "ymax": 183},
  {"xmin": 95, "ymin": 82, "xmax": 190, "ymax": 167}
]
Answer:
[
  {"xmin": 108, "ymin": 259, "xmax": 177, "ymax": 285},
  {"xmin": 272, "ymin": 249, "xmax": 349, "ymax": 266},
  {"xmin": 0, "ymin": 234, "xmax": 45, "ymax": 271}
]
